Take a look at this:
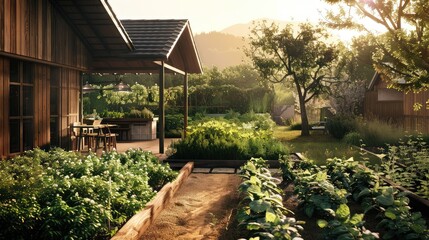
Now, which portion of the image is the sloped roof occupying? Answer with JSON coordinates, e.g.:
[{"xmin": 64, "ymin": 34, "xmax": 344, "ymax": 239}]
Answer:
[
  {"xmin": 52, "ymin": 0, "xmax": 134, "ymax": 55},
  {"xmin": 121, "ymin": 19, "xmax": 188, "ymax": 59},
  {"xmin": 53, "ymin": 1, "xmax": 202, "ymax": 74},
  {"xmin": 91, "ymin": 19, "xmax": 203, "ymax": 74}
]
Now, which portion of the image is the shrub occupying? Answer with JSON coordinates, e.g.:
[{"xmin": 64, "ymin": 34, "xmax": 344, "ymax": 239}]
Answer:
[
  {"xmin": 224, "ymin": 111, "xmax": 276, "ymax": 131},
  {"xmin": 326, "ymin": 116, "xmax": 356, "ymax": 139},
  {"xmin": 165, "ymin": 114, "xmax": 186, "ymax": 138},
  {"xmin": 0, "ymin": 148, "xmax": 177, "ymax": 239},
  {"xmin": 168, "ymin": 119, "xmax": 288, "ymax": 160},
  {"xmin": 125, "ymin": 107, "xmax": 154, "ymax": 118},
  {"xmin": 343, "ymin": 131, "xmax": 362, "ymax": 146}
]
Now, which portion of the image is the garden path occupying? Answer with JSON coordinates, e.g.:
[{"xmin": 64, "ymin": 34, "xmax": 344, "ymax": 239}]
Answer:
[{"xmin": 140, "ymin": 173, "xmax": 242, "ymax": 240}]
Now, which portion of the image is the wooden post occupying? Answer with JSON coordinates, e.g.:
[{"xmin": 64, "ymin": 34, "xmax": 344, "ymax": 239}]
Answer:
[
  {"xmin": 159, "ymin": 63, "xmax": 165, "ymax": 154},
  {"xmin": 79, "ymin": 72, "xmax": 83, "ymax": 122},
  {"xmin": 183, "ymin": 72, "xmax": 188, "ymax": 138}
]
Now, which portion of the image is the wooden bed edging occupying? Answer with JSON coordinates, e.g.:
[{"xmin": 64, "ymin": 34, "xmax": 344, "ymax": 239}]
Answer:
[
  {"xmin": 111, "ymin": 162, "xmax": 194, "ymax": 240},
  {"xmin": 164, "ymin": 159, "xmax": 281, "ymax": 169}
]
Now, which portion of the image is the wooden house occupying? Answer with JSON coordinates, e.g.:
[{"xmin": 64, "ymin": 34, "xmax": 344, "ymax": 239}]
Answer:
[
  {"xmin": 0, "ymin": 0, "xmax": 202, "ymax": 158},
  {"xmin": 364, "ymin": 72, "xmax": 429, "ymax": 134}
]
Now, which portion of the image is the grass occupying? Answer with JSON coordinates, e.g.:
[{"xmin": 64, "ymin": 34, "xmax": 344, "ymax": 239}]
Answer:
[{"xmin": 274, "ymin": 126, "xmax": 381, "ymax": 166}]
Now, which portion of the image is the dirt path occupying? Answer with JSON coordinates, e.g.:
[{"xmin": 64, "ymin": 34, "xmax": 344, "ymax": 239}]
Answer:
[{"xmin": 140, "ymin": 173, "xmax": 242, "ymax": 240}]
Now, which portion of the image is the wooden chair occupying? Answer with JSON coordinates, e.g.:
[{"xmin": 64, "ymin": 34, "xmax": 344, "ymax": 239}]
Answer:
[{"xmin": 94, "ymin": 126, "xmax": 118, "ymax": 151}]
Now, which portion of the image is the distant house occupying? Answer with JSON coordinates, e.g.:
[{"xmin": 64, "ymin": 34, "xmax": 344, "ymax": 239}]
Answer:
[
  {"xmin": 0, "ymin": 0, "xmax": 202, "ymax": 158},
  {"xmin": 364, "ymin": 72, "xmax": 429, "ymax": 134}
]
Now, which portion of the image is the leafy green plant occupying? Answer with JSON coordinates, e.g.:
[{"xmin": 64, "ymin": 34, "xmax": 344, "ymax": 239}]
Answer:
[
  {"xmin": 293, "ymin": 169, "xmax": 349, "ymax": 218},
  {"xmin": 325, "ymin": 115, "xmax": 356, "ymax": 140},
  {"xmin": 317, "ymin": 204, "xmax": 379, "ymax": 240},
  {"xmin": 0, "ymin": 148, "xmax": 177, "ymax": 239},
  {"xmin": 238, "ymin": 158, "xmax": 304, "ymax": 240},
  {"xmin": 125, "ymin": 107, "xmax": 154, "ymax": 119},
  {"xmin": 168, "ymin": 119, "xmax": 288, "ymax": 160},
  {"xmin": 343, "ymin": 131, "xmax": 362, "ymax": 146},
  {"xmin": 370, "ymin": 187, "xmax": 429, "ymax": 240},
  {"xmin": 378, "ymin": 136, "xmax": 429, "ymax": 199}
]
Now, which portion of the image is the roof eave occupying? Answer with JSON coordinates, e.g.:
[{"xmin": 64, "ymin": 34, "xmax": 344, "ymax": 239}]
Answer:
[{"xmin": 102, "ymin": 0, "xmax": 135, "ymax": 51}]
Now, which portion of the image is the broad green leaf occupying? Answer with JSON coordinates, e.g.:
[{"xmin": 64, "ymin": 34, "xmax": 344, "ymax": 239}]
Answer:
[
  {"xmin": 336, "ymin": 204, "xmax": 350, "ymax": 220},
  {"xmin": 246, "ymin": 222, "xmax": 262, "ymax": 230},
  {"xmin": 249, "ymin": 199, "xmax": 271, "ymax": 213},
  {"xmin": 376, "ymin": 194, "xmax": 394, "ymax": 206},
  {"xmin": 305, "ymin": 204, "xmax": 315, "ymax": 217},
  {"xmin": 249, "ymin": 175, "xmax": 260, "ymax": 185},
  {"xmin": 384, "ymin": 210, "xmax": 396, "ymax": 220},
  {"xmin": 349, "ymin": 213, "xmax": 363, "ymax": 225},
  {"xmin": 317, "ymin": 219, "xmax": 329, "ymax": 228},
  {"xmin": 265, "ymin": 208, "xmax": 277, "ymax": 222},
  {"xmin": 410, "ymin": 224, "xmax": 425, "ymax": 234},
  {"xmin": 357, "ymin": 188, "xmax": 370, "ymax": 199}
]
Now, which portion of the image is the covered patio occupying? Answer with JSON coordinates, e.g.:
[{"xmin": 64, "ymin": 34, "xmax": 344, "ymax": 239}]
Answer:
[{"xmin": 59, "ymin": 0, "xmax": 202, "ymax": 154}]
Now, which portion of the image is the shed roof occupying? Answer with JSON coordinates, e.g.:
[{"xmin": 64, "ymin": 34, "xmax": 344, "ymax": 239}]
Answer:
[
  {"xmin": 53, "ymin": 1, "xmax": 202, "ymax": 74},
  {"xmin": 91, "ymin": 19, "xmax": 203, "ymax": 74},
  {"xmin": 52, "ymin": 0, "xmax": 134, "ymax": 55}
]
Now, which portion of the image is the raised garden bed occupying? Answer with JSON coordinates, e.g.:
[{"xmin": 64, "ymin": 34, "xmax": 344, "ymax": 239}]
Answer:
[{"xmin": 111, "ymin": 162, "xmax": 194, "ymax": 240}]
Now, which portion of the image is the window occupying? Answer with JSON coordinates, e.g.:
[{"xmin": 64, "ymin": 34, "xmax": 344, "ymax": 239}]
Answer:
[{"xmin": 9, "ymin": 60, "xmax": 34, "ymax": 153}]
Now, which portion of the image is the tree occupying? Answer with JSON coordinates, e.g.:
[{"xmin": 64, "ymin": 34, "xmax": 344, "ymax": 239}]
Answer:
[
  {"xmin": 330, "ymin": 35, "xmax": 378, "ymax": 116},
  {"xmin": 246, "ymin": 21, "xmax": 340, "ymax": 136},
  {"xmin": 324, "ymin": 0, "xmax": 429, "ymax": 92}
]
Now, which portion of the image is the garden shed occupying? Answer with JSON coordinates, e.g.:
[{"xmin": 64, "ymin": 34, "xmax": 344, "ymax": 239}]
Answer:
[
  {"xmin": 364, "ymin": 72, "xmax": 429, "ymax": 134},
  {"xmin": 0, "ymin": 0, "xmax": 202, "ymax": 159}
]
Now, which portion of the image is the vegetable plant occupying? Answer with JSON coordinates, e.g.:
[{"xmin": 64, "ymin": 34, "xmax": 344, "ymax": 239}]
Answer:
[
  {"xmin": 0, "ymin": 148, "xmax": 177, "ymax": 239},
  {"xmin": 238, "ymin": 158, "xmax": 304, "ymax": 240}
]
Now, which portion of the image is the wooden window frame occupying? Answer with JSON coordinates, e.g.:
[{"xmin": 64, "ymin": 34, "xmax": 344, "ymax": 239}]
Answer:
[{"xmin": 9, "ymin": 60, "xmax": 34, "ymax": 154}]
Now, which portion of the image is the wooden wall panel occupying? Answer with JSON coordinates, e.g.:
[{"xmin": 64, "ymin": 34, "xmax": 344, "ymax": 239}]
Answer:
[
  {"xmin": 364, "ymin": 90, "xmax": 403, "ymax": 125},
  {"xmin": 1, "ymin": 0, "xmax": 90, "ymax": 70},
  {"xmin": 0, "ymin": 57, "xmax": 4, "ymax": 158},
  {"xmin": 0, "ymin": 56, "xmax": 9, "ymax": 159},
  {"xmin": 57, "ymin": 68, "xmax": 80, "ymax": 150},
  {"xmin": 33, "ymin": 64, "xmax": 50, "ymax": 149}
]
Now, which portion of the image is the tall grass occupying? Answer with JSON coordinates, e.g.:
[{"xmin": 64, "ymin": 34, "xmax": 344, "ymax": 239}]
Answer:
[
  {"xmin": 356, "ymin": 119, "xmax": 405, "ymax": 147},
  {"xmin": 274, "ymin": 127, "xmax": 380, "ymax": 165}
]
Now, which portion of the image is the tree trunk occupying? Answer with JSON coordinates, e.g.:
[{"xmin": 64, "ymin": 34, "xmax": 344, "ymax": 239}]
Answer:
[{"xmin": 299, "ymin": 96, "xmax": 310, "ymax": 136}]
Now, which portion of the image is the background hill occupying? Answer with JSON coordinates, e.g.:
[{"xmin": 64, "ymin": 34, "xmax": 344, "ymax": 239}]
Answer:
[
  {"xmin": 193, "ymin": 19, "xmax": 297, "ymax": 69},
  {"xmin": 194, "ymin": 32, "xmax": 249, "ymax": 69}
]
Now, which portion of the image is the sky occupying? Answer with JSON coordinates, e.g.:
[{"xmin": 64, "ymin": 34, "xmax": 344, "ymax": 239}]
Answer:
[{"xmin": 107, "ymin": 0, "xmax": 333, "ymax": 34}]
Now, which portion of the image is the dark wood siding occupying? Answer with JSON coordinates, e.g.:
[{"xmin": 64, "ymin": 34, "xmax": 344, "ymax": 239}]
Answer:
[
  {"xmin": 0, "ymin": 56, "xmax": 81, "ymax": 157},
  {"xmin": 0, "ymin": 0, "xmax": 88, "ymax": 157},
  {"xmin": 364, "ymin": 90, "xmax": 403, "ymax": 125},
  {"xmin": 0, "ymin": 57, "xmax": 9, "ymax": 159},
  {"xmin": 403, "ymin": 91, "xmax": 429, "ymax": 134},
  {"xmin": 0, "ymin": 0, "xmax": 90, "ymax": 70}
]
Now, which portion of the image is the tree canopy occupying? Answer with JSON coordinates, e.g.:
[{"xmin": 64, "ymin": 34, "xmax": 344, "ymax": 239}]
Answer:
[
  {"xmin": 324, "ymin": 0, "xmax": 429, "ymax": 91},
  {"xmin": 246, "ymin": 21, "xmax": 340, "ymax": 135}
]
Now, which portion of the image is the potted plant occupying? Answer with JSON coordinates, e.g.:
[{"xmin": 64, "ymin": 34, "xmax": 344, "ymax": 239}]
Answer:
[{"xmin": 84, "ymin": 109, "xmax": 103, "ymax": 125}]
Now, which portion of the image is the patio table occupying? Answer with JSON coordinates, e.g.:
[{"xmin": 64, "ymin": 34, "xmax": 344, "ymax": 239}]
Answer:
[{"xmin": 72, "ymin": 124, "xmax": 117, "ymax": 151}]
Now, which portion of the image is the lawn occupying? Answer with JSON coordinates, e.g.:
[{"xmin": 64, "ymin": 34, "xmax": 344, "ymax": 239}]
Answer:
[{"xmin": 274, "ymin": 126, "xmax": 381, "ymax": 165}]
